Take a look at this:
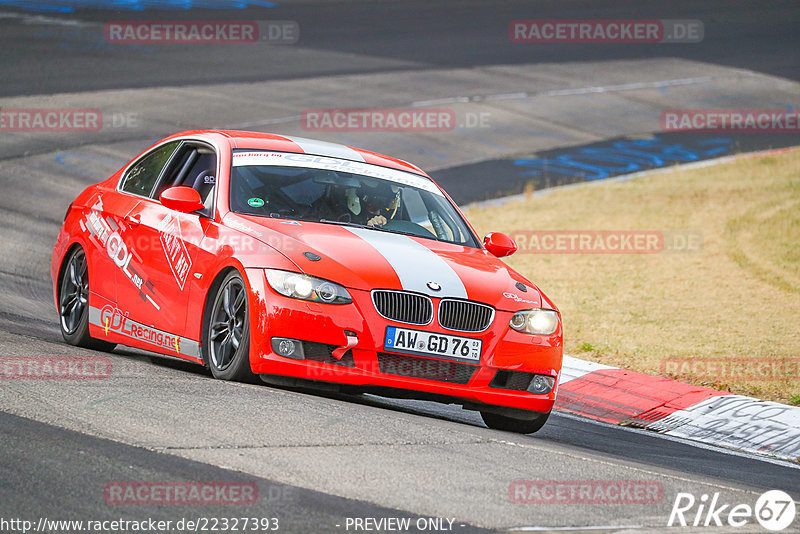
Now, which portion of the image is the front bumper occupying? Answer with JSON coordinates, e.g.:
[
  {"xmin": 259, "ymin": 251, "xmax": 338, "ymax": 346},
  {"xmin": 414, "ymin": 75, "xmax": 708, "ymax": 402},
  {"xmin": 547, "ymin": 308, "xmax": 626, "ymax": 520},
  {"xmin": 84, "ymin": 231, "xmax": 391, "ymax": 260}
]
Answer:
[{"xmin": 244, "ymin": 269, "xmax": 563, "ymax": 414}]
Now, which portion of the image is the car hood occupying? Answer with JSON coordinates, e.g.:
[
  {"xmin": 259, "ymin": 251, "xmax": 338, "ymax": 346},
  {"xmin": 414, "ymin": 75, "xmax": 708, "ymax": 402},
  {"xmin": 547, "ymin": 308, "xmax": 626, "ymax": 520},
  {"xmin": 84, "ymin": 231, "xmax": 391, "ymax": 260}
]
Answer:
[{"xmin": 225, "ymin": 214, "xmax": 548, "ymax": 312}]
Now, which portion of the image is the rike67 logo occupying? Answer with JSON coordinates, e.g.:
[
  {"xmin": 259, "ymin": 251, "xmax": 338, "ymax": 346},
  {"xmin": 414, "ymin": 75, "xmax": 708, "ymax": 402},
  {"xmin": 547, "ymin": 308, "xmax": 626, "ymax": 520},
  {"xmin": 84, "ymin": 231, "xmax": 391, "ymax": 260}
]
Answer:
[{"xmin": 668, "ymin": 490, "xmax": 796, "ymax": 531}]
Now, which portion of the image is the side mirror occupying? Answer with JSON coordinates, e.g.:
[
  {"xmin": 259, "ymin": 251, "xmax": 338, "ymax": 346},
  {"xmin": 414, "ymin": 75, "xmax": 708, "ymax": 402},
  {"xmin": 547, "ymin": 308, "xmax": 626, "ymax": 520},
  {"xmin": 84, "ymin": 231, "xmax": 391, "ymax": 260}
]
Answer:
[
  {"xmin": 160, "ymin": 186, "xmax": 204, "ymax": 213},
  {"xmin": 484, "ymin": 232, "xmax": 517, "ymax": 258}
]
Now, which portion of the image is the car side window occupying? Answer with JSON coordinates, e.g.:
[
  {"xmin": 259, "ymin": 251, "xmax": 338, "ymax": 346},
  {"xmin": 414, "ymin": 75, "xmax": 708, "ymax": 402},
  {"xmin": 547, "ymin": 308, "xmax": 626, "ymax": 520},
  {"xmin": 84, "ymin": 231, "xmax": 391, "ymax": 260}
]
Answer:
[
  {"xmin": 120, "ymin": 141, "xmax": 179, "ymax": 197},
  {"xmin": 152, "ymin": 143, "xmax": 217, "ymax": 216}
]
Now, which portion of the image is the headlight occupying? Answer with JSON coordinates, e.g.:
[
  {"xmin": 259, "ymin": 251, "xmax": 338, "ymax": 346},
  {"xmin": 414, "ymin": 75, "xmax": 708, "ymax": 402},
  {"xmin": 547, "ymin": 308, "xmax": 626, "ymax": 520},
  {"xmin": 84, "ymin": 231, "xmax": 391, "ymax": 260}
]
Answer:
[
  {"xmin": 509, "ymin": 309, "xmax": 559, "ymax": 335},
  {"xmin": 265, "ymin": 269, "xmax": 352, "ymax": 304}
]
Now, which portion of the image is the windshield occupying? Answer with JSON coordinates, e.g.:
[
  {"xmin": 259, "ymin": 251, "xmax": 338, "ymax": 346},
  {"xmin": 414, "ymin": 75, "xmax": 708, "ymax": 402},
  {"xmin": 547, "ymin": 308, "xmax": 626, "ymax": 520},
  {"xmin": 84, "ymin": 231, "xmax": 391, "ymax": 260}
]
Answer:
[{"xmin": 229, "ymin": 150, "xmax": 479, "ymax": 247}]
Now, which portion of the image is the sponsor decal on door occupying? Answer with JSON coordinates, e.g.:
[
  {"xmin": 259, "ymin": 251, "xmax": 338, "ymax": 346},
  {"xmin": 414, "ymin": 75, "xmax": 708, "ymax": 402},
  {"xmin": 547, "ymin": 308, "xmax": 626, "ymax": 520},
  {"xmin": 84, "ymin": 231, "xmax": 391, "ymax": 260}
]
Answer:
[{"xmin": 158, "ymin": 213, "xmax": 192, "ymax": 290}]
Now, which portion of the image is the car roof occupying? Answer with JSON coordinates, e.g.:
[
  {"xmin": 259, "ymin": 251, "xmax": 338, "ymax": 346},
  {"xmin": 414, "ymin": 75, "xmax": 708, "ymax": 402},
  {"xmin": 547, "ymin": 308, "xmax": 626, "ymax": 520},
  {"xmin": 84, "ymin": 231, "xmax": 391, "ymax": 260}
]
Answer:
[{"xmin": 163, "ymin": 129, "xmax": 429, "ymax": 177}]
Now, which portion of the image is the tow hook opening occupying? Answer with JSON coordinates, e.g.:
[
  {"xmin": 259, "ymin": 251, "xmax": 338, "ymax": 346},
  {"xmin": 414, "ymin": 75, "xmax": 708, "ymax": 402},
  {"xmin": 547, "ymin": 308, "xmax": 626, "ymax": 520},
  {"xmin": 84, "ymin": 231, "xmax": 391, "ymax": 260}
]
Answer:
[{"xmin": 332, "ymin": 330, "xmax": 359, "ymax": 360}]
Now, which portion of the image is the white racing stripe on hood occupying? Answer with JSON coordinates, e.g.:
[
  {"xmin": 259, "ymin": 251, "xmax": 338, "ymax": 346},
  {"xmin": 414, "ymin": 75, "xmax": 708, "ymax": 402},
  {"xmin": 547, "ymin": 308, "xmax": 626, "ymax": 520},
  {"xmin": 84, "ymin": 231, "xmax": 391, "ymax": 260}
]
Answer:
[
  {"xmin": 282, "ymin": 135, "xmax": 366, "ymax": 162},
  {"xmin": 346, "ymin": 227, "xmax": 468, "ymax": 298}
]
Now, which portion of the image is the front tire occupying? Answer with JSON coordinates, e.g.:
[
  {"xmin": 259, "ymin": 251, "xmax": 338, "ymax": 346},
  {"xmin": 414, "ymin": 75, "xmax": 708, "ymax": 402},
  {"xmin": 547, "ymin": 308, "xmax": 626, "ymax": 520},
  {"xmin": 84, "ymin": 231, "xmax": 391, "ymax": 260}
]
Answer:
[
  {"xmin": 480, "ymin": 410, "xmax": 550, "ymax": 434},
  {"xmin": 58, "ymin": 247, "xmax": 115, "ymax": 351},
  {"xmin": 203, "ymin": 271, "xmax": 254, "ymax": 382}
]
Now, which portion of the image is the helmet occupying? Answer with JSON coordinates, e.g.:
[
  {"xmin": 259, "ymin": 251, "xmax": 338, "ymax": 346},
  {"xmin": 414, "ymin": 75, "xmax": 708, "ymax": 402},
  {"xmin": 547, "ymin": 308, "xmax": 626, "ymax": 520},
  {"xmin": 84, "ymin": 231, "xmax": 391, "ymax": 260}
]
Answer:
[{"xmin": 359, "ymin": 182, "xmax": 397, "ymax": 214}]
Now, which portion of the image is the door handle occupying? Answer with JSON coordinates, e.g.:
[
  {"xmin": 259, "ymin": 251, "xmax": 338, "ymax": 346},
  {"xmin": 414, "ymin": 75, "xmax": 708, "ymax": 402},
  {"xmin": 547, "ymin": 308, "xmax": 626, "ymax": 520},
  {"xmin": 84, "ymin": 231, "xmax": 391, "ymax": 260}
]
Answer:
[{"xmin": 125, "ymin": 214, "xmax": 141, "ymax": 227}]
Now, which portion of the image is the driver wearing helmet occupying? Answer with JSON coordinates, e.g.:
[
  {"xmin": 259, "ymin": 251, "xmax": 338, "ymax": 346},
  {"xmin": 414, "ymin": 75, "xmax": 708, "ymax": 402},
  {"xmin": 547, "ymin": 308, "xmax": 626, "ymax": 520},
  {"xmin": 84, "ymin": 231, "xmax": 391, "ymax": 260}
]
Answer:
[{"xmin": 344, "ymin": 182, "xmax": 400, "ymax": 227}]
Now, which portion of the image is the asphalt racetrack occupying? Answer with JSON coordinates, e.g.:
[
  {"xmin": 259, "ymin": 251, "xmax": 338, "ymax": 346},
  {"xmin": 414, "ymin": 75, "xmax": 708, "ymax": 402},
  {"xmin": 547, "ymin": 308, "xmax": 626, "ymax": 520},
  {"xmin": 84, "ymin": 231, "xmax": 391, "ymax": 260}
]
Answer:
[{"xmin": 0, "ymin": 1, "xmax": 798, "ymax": 532}]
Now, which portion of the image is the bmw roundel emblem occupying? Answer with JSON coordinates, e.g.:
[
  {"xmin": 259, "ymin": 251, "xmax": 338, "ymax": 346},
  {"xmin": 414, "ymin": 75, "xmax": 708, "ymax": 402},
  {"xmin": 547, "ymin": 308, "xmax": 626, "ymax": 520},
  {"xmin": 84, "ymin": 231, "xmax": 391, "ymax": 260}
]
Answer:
[{"xmin": 427, "ymin": 281, "xmax": 441, "ymax": 291}]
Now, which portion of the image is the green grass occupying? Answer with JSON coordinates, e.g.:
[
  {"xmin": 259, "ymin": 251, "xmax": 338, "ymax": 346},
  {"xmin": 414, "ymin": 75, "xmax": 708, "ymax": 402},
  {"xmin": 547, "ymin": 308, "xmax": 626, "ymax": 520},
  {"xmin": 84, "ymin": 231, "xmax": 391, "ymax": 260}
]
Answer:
[{"xmin": 465, "ymin": 147, "xmax": 800, "ymax": 404}]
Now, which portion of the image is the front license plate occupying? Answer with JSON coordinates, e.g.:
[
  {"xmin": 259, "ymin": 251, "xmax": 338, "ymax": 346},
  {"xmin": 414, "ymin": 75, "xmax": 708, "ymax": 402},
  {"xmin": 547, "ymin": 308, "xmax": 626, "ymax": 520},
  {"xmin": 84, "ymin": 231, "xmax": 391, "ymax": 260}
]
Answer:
[{"xmin": 384, "ymin": 326, "xmax": 482, "ymax": 362}]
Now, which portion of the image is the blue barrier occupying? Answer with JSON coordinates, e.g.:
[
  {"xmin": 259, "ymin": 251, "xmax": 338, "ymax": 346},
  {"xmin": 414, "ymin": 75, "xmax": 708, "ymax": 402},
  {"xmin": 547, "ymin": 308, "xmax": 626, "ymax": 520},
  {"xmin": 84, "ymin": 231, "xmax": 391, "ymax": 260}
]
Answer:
[
  {"xmin": 54, "ymin": 152, "xmax": 126, "ymax": 179},
  {"xmin": 0, "ymin": 0, "xmax": 276, "ymax": 12},
  {"xmin": 513, "ymin": 137, "xmax": 733, "ymax": 180}
]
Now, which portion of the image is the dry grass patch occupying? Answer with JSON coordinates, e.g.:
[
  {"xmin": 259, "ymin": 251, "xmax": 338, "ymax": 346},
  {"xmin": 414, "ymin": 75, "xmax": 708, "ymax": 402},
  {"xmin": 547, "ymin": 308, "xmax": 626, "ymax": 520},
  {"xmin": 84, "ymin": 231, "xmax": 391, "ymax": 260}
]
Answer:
[{"xmin": 464, "ymin": 148, "xmax": 800, "ymax": 404}]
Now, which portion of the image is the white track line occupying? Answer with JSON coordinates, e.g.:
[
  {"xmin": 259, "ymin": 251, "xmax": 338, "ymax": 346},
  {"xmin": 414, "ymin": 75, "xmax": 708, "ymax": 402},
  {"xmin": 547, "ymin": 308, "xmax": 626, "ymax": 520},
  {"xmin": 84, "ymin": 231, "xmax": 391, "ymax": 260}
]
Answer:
[
  {"xmin": 225, "ymin": 76, "xmax": 717, "ymax": 130},
  {"xmin": 412, "ymin": 76, "xmax": 714, "ymax": 107}
]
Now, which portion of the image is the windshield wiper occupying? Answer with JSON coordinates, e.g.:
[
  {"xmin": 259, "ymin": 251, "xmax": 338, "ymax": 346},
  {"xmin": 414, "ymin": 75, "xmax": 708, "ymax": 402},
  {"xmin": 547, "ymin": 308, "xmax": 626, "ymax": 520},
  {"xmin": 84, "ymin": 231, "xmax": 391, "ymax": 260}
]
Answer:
[{"xmin": 318, "ymin": 219, "xmax": 369, "ymax": 229}]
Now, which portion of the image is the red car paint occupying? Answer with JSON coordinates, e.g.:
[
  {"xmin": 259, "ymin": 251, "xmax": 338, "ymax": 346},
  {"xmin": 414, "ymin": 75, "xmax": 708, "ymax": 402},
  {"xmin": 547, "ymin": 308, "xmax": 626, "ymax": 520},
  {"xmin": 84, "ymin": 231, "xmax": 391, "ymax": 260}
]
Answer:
[{"xmin": 52, "ymin": 130, "xmax": 562, "ymax": 418}]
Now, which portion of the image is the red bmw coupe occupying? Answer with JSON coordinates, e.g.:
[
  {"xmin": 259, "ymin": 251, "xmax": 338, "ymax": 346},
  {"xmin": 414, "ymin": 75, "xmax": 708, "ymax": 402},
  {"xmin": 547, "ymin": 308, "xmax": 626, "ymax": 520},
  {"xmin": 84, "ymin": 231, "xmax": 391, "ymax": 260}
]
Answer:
[{"xmin": 52, "ymin": 130, "xmax": 562, "ymax": 433}]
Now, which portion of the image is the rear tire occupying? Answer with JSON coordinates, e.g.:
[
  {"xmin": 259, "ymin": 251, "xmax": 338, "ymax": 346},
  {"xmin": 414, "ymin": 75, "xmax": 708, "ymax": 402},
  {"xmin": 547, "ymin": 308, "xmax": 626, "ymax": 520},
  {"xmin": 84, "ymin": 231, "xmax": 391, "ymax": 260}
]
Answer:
[
  {"xmin": 58, "ymin": 247, "xmax": 116, "ymax": 351},
  {"xmin": 480, "ymin": 410, "xmax": 550, "ymax": 434},
  {"xmin": 203, "ymin": 271, "xmax": 254, "ymax": 382}
]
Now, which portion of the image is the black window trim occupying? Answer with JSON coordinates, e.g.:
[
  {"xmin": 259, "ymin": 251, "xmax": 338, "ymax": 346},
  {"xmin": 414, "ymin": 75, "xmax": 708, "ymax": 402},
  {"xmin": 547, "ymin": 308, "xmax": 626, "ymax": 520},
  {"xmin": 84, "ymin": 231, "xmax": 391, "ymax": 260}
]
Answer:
[
  {"xmin": 117, "ymin": 139, "xmax": 181, "ymax": 199},
  {"xmin": 160, "ymin": 140, "xmax": 218, "ymax": 219},
  {"xmin": 167, "ymin": 147, "xmax": 200, "ymax": 194},
  {"xmin": 117, "ymin": 137, "xmax": 220, "ymax": 220}
]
